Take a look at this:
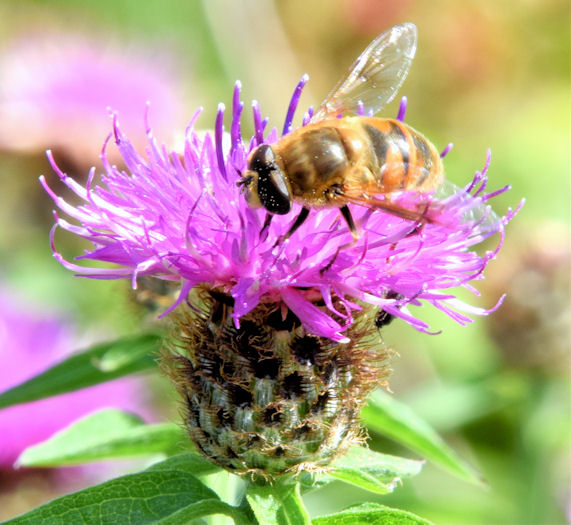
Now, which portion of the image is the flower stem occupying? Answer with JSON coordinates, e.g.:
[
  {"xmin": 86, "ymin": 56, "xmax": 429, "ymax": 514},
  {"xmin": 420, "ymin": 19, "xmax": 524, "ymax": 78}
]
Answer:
[{"xmin": 246, "ymin": 481, "xmax": 311, "ymax": 525}]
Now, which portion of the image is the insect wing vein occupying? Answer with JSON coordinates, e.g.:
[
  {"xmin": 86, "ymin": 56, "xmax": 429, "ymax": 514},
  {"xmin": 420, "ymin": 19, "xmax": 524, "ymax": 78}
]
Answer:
[{"xmin": 312, "ymin": 23, "xmax": 418, "ymax": 121}]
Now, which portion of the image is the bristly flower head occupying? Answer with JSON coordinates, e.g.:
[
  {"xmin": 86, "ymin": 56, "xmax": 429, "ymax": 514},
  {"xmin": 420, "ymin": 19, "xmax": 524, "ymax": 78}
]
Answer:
[{"xmin": 41, "ymin": 79, "xmax": 521, "ymax": 343}]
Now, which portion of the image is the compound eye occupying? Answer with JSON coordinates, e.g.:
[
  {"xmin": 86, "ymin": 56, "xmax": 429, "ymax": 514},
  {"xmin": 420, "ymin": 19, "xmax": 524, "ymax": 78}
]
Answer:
[
  {"xmin": 258, "ymin": 170, "xmax": 292, "ymax": 215},
  {"xmin": 247, "ymin": 145, "xmax": 291, "ymax": 215},
  {"xmin": 248, "ymin": 144, "xmax": 275, "ymax": 172}
]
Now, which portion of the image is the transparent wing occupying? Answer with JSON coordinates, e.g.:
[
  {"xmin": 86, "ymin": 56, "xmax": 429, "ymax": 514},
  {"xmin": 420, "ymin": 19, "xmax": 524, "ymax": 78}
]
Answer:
[
  {"xmin": 433, "ymin": 180, "xmax": 504, "ymax": 235},
  {"xmin": 312, "ymin": 23, "xmax": 417, "ymax": 121},
  {"xmin": 340, "ymin": 178, "xmax": 503, "ymax": 235}
]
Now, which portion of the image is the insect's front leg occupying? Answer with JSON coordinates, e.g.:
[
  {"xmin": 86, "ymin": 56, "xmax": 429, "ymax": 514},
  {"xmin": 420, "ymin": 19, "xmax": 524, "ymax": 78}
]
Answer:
[
  {"xmin": 259, "ymin": 213, "xmax": 273, "ymax": 242},
  {"xmin": 273, "ymin": 207, "xmax": 311, "ymax": 247}
]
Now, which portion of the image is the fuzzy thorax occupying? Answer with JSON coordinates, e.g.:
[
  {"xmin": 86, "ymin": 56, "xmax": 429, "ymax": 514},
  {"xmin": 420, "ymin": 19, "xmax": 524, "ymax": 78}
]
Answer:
[{"xmin": 162, "ymin": 287, "xmax": 391, "ymax": 480}]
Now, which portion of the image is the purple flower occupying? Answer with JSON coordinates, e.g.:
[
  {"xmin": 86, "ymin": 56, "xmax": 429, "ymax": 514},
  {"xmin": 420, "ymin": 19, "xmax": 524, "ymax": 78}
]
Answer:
[
  {"xmin": 0, "ymin": 287, "xmax": 153, "ymax": 468},
  {"xmin": 41, "ymin": 79, "xmax": 521, "ymax": 343},
  {"xmin": 0, "ymin": 34, "xmax": 187, "ymax": 164}
]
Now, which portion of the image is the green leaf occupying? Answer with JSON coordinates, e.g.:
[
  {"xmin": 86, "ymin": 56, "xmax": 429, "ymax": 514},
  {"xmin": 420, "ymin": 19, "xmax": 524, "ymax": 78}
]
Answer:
[
  {"xmin": 313, "ymin": 503, "xmax": 434, "ymax": 525},
  {"xmin": 146, "ymin": 452, "xmax": 222, "ymax": 477},
  {"xmin": 0, "ymin": 333, "xmax": 161, "ymax": 410},
  {"xmin": 4, "ymin": 455, "xmax": 246, "ymax": 525},
  {"xmin": 150, "ymin": 499, "xmax": 250, "ymax": 525},
  {"xmin": 17, "ymin": 409, "xmax": 189, "ymax": 467},
  {"xmin": 246, "ymin": 483, "xmax": 310, "ymax": 525},
  {"xmin": 404, "ymin": 374, "xmax": 526, "ymax": 432},
  {"xmin": 361, "ymin": 389, "xmax": 484, "ymax": 485},
  {"xmin": 327, "ymin": 446, "xmax": 424, "ymax": 494},
  {"xmin": 3, "ymin": 469, "xmax": 218, "ymax": 525}
]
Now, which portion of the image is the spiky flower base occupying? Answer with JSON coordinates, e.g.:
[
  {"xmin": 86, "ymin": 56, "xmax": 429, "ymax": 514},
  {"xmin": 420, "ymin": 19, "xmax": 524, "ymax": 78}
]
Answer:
[{"xmin": 163, "ymin": 287, "xmax": 390, "ymax": 478}]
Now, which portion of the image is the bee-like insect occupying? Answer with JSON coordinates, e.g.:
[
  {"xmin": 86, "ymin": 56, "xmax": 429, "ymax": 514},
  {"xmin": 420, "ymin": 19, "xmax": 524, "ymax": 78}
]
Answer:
[
  {"xmin": 238, "ymin": 23, "xmax": 483, "ymax": 240},
  {"xmin": 374, "ymin": 292, "xmax": 403, "ymax": 329}
]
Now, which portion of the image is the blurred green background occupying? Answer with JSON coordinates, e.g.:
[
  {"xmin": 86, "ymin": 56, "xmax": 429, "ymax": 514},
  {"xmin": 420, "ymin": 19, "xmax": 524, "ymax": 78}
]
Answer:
[{"xmin": 0, "ymin": 0, "xmax": 568, "ymax": 523}]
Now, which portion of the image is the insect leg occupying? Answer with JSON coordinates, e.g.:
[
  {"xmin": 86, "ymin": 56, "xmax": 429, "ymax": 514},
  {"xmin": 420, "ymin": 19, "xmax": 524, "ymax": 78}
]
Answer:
[
  {"xmin": 274, "ymin": 207, "xmax": 311, "ymax": 247},
  {"xmin": 320, "ymin": 249, "xmax": 340, "ymax": 275},
  {"xmin": 259, "ymin": 213, "xmax": 273, "ymax": 241},
  {"xmin": 339, "ymin": 205, "xmax": 359, "ymax": 240},
  {"xmin": 405, "ymin": 201, "xmax": 430, "ymax": 237},
  {"xmin": 375, "ymin": 291, "xmax": 403, "ymax": 329},
  {"xmin": 320, "ymin": 206, "xmax": 360, "ymax": 274}
]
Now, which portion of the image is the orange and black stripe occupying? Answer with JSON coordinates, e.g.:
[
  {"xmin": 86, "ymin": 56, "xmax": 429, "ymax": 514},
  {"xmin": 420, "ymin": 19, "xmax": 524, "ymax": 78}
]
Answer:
[{"xmin": 361, "ymin": 117, "xmax": 441, "ymax": 192}]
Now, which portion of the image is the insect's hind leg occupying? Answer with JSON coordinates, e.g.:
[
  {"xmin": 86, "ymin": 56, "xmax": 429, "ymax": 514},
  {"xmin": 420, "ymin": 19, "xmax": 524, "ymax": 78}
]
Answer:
[
  {"xmin": 320, "ymin": 205, "xmax": 360, "ymax": 275},
  {"xmin": 404, "ymin": 201, "xmax": 431, "ymax": 237}
]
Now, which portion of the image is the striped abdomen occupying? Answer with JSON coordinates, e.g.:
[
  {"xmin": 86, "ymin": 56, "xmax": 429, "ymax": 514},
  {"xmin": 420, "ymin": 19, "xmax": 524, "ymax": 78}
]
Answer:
[
  {"xmin": 274, "ymin": 116, "xmax": 443, "ymax": 207},
  {"xmin": 356, "ymin": 117, "xmax": 443, "ymax": 193}
]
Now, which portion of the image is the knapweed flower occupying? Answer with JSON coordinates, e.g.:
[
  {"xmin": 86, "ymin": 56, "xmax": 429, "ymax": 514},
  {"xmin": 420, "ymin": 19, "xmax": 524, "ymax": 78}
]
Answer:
[
  {"xmin": 0, "ymin": 34, "xmax": 186, "ymax": 165},
  {"xmin": 41, "ymin": 79, "xmax": 520, "ymax": 476},
  {"xmin": 482, "ymin": 223, "xmax": 570, "ymax": 371}
]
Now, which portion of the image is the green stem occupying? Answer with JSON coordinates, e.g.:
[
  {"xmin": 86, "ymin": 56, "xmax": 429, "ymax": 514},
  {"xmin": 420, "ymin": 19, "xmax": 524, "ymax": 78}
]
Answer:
[
  {"xmin": 277, "ymin": 483, "xmax": 311, "ymax": 525},
  {"xmin": 245, "ymin": 482, "xmax": 311, "ymax": 525}
]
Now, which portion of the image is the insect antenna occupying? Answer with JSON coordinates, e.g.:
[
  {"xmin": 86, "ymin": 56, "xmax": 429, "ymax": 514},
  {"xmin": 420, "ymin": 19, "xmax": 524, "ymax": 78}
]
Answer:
[{"xmin": 236, "ymin": 174, "xmax": 253, "ymax": 191}]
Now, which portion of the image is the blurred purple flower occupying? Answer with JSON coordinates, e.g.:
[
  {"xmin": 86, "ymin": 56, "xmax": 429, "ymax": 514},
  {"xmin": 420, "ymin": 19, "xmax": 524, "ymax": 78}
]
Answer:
[
  {"xmin": 0, "ymin": 288, "xmax": 152, "ymax": 468},
  {"xmin": 0, "ymin": 34, "xmax": 187, "ymax": 164},
  {"xmin": 41, "ymin": 80, "xmax": 521, "ymax": 343}
]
